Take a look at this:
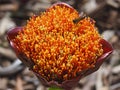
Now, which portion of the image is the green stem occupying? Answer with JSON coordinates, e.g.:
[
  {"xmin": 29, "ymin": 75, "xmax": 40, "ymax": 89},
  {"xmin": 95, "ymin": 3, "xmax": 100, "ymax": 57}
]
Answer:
[{"xmin": 49, "ymin": 87, "xmax": 63, "ymax": 90}]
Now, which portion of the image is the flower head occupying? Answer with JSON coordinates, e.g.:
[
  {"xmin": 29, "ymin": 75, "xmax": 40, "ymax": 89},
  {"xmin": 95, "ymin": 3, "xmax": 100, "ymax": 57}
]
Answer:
[{"xmin": 7, "ymin": 2, "xmax": 113, "ymax": 90}]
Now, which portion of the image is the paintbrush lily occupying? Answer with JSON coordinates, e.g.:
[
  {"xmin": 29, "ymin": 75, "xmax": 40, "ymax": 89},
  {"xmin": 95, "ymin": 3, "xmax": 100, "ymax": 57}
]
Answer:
[{"xmin": 7, "ymin": 2, "xmax": 113, "ymax": 90}]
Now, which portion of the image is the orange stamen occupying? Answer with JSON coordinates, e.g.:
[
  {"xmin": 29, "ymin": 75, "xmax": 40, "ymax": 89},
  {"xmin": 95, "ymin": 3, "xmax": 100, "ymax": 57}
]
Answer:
[{"xmin": 13, "ymin": 5, "xmax": 103, "ymax": 83}]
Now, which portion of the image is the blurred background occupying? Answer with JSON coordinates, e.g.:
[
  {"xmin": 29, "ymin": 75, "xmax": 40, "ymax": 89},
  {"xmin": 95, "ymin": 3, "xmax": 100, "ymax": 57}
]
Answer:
[{"xmin": 0, "ymin": 0, "xmax": 120, "ymax": 90}]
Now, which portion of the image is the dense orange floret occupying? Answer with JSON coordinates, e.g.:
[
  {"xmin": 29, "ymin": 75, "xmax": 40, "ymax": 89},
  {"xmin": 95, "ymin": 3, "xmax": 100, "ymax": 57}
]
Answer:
[{"xmin": 13, "ymin": 5, "xmax": 103, "ymax": 83}]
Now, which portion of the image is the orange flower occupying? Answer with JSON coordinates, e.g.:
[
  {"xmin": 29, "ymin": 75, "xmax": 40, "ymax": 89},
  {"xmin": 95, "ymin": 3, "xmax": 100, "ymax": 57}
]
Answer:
[{"xmin": 7, "ymin": 2, "xmax": 113, "ymax": 90}]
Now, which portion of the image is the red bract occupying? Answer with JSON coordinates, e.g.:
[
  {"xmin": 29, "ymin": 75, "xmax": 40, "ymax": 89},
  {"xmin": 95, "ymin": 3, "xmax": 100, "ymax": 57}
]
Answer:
[
  {"xmin": 7, "ymin": 27, "xmax": 34, "ymax": 69},
  {"xmin": 7, "ymin": 2, "xmax": 113, "ymax": 90}
]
